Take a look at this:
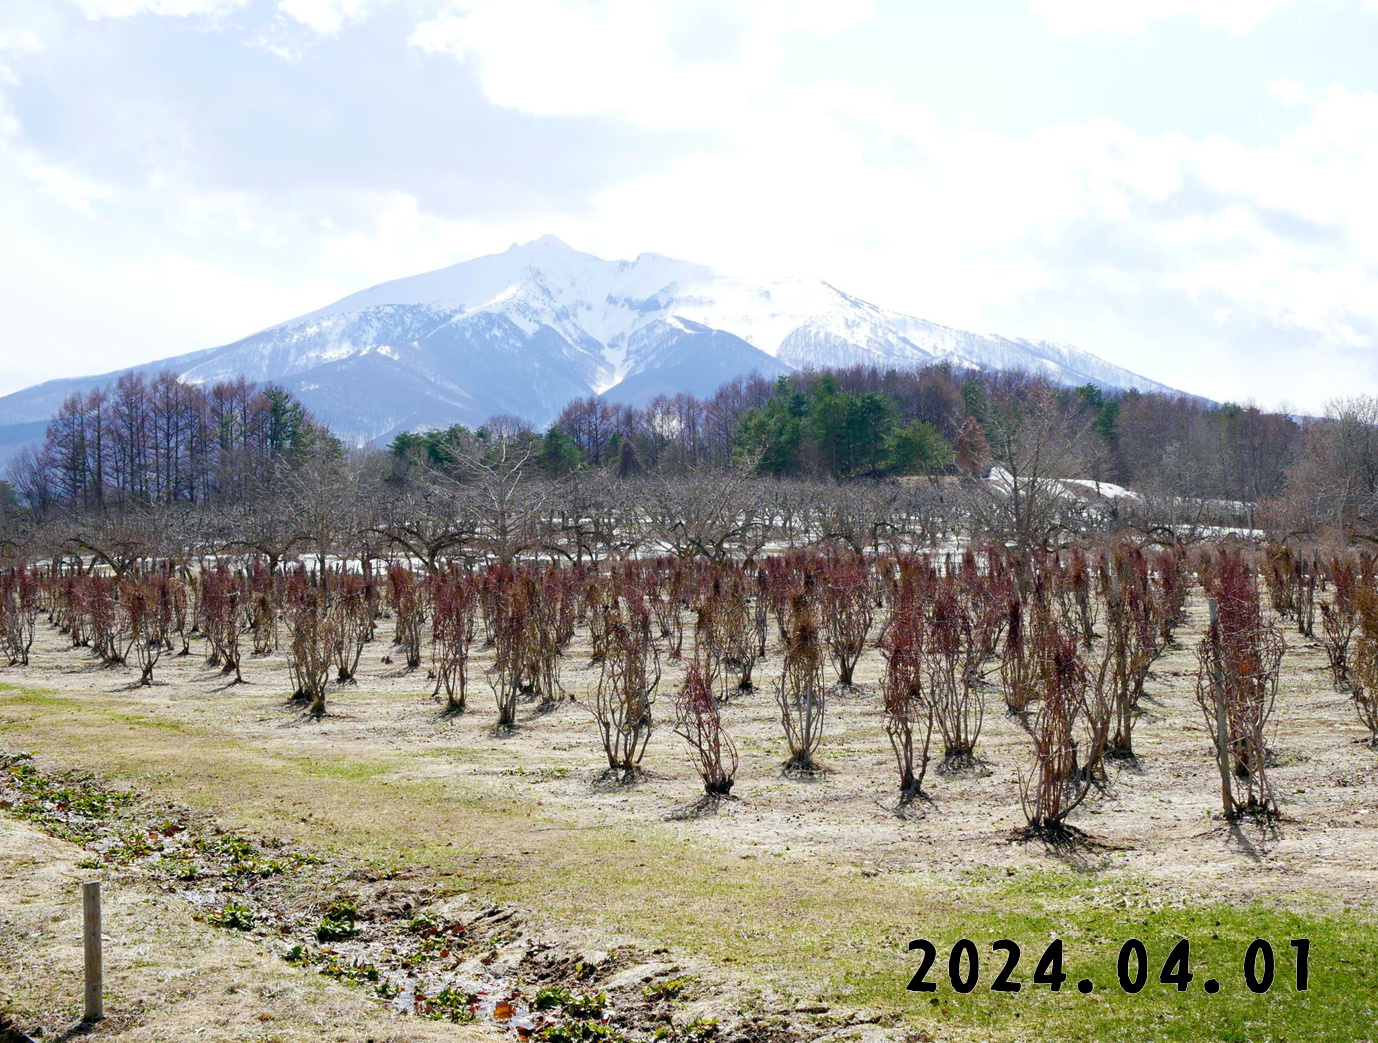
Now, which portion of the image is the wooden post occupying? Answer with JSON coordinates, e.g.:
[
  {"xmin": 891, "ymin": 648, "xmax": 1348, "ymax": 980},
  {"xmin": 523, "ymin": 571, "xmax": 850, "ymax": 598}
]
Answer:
[
  {"xmin": 82, "ymin": 880, "xmax": 102, "ymax": 1022},
  {"xmin": 1207, "ymin": 599, "xmax": 1234, "ymax": 819}
]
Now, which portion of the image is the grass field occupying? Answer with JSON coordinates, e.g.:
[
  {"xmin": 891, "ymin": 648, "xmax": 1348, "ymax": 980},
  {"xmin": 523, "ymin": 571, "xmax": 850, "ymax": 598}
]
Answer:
[{"xmin": 2, "ymin": 593, "xmax": 1377, "ymax": 1042}]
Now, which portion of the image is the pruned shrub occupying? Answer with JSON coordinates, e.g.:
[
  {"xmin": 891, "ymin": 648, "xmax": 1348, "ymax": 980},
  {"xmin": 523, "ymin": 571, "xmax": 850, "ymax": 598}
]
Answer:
[
  {"xmin": 926, "ymin": 580, "xmax": 985, "ymax": 764},
  {"xmin": 119, "ymin": 575, "xmax": 169, "ymax": 685},
  {"xmin": 673, "ymin": 661, "xmax": 737, "ymax": 795},
  {"xmin": 546, "ymin": 563, "xmax": 580, "ymax": 652},
  {"xmin": 1295, "ymin": 558, "xmax": 1317, "ymax": 639},
  {"xmin": 54, "ymin": 573, "xmax": 90, "ymax": 648},
  {"xmin": 249, "ymin": 563, "xmax": 278, "ymax": 656},
  {"xmin": 430, "ymin": 567, "xmax": 476, "ymax": 713},
  {"xmin": 880, "ymin": 591, "xmax": 933, "ymax": 799},
  {"xmin": 647, "ymin": 560, "xmax": 688, "ymax": 661},
  {"xmin": 819, "ymin": 553, "xmax": 873, "ymax": 687},
  {"xmin": 1100, "ymin": 547, "xmax": 1160, "ymax": 759},
  {"xmin": 1352, "ymin": 583, "xmax": 1378, "ymax": 744},
  {"xmin": 388, "ymin": 564, "xmax": 425, "ymax": 671},
  {"xmin": 1152, "ymin": 545, "xmax": 1192, "ymax": 647},
  {"xmin": 522, "ymin": 569, "xmax": 566, "ymax": 710},
  {"xmin": 1069, "ymin": 546, "xmax": 1098, "ymax": 649},
  {"xmin": 1197, "ymin": 555, "xmax": 1285, "ymax": 816},
  {"xmin": 201, "ymin": 565, "xmax": 245, "ymax": 681},
  {"xmin": 485, "ymin": 569, "xmax": 526, "ymax": 730},
  {"xmin": 165, "ymin": 571, "xmax": 191, "ymax": 656},
  {"xmin": 87, "ymin": 576, "xmax": 126, "ymax": 666},
  {"xmin": 330, "ymin": 572, "xmax": 371, "ymax": 683},
  {"xmin": 1263, "ymin": 543, "xmax": 1296, "ymax": 621},
  {"xmin": 1000, "ymin": 597, "xmax": 1039, "ymax": 715},
  {"xmin": 284, "ymin": 569, "xmax": 333, "ymax": 716},
  {"xmin": 0, "ymin": 567, "xmax": 39, "ymax": 666},
  {"xmin": 589, "ymin": 597, "xmax": 659, "ymax": 781},
  {"xmin": 1017, "ymin": 625, "xmax": 1105, "ymax": 836},
  {"xmin": 701, "ymin": 570, "xmax": 758, "ymax": 694},
  {"xmin": 776, "ymin": 594, "xmax": 827, "ymax": 771},
  {"xmin": 1320, "ymin": 557, "xmax": 1359, "ymax": 689}
]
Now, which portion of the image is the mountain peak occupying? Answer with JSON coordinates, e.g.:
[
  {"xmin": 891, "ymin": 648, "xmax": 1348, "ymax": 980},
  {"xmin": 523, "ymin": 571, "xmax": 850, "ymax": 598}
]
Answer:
[
  {"xmin": 523, "ymin": 233, "xmax": 572, "ymax": 250},
  {"xmin": 0, "ymin": 239, "xmax": 1185, "ymax": 459}
]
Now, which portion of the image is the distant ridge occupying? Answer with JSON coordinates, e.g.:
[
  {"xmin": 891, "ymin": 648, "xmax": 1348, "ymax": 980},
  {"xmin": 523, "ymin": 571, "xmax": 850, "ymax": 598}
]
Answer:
[{"xmin": 0, "ymin": 236, "xmax": 1181, "ymax": 458}]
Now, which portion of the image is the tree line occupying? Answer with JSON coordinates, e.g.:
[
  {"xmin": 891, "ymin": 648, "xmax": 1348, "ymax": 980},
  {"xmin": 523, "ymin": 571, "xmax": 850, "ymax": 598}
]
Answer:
[
  {"xmin": 6, "ymin": 372, "xmax": 337, "ymax": 513},
  {"xmin": 544, "ymin": 365, "xmax": 1305, "ymax": 502},
  {"xmin": 2, "ymin": 363, "xmax": 1377, "ymax": 556}
]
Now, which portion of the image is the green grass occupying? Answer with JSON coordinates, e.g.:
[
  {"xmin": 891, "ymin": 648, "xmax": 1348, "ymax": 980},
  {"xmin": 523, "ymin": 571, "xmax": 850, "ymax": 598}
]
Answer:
[
  {"xmin": 99, "ymin": 709, "xmax": 191, "ymax": 731},
  {"xmin": 2, "ymin": 681, "xmax": 1374, "ymax": 1041},
  {"xmin": 0, "ymin": 686, "xmax": 67, "ymax": 707},
  {"xmin": 832, "ymin": 870, "xmax": 1375, "ymax": 1042},
  {"xmin": 288, "ymin": 754, "xmax": 403, "ymax": 780}
]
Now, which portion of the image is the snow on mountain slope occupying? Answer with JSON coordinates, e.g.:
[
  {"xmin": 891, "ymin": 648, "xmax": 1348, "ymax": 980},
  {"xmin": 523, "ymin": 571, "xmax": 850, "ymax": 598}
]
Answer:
[
  {"xmin": 601, "ymin": 318, "xmax": 792, "ymax": 408},
  {"xmin": 0, "ymin": 236, "xmax": 1183, "ymax": 453}
]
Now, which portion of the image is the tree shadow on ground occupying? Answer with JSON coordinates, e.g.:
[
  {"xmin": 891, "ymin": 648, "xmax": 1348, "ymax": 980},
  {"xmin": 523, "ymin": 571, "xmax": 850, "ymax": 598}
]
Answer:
[
  {"xmin": 667, "ymin": 793, "xmax": 734, "ymax": 821},
  {"xmin": 1008, "ymin": 822, "xmax": 1128, "ymax": 874}
]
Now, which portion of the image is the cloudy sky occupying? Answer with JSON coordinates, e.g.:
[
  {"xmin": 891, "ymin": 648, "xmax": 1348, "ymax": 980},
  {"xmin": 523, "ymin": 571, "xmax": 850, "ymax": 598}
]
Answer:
[{"xmin": 2, "ymin": 0, "xmax": 1377, "ymax": 410}]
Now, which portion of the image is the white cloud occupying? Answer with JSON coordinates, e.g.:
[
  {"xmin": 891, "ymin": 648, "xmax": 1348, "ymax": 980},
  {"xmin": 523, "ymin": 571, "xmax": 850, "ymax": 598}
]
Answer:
[
  {"xmin": 0, "ymin": 9, "xmax": 55, "ymax": 144},
  {"xmin": 70, "ymin": 0, "xmax": 250, "ymax": 17},
  {"xmin": 515, "ymin": 73, "xmax": 1378, "ymax": 407},
  {"xmin": 1030, "ymin": 0, "xmax": 1299, "ymax": 35},
  {"xmin": 276, "ymin": 0, "xmax": 381, "ymax": 35},
  {"xmin": 0, "ymin": 25, "xmax": 44, "ymax": 77},
  {"xmin": 409, "ymin": 0, "xmax": 873, "ymax": 129},
  {"xmin": 3, "ymin": 0, "xmax": 1377, "ymax": 410},
  {"xmin": 396, "ymin": 0, "xmax": 1377, "ymax": 387},
  {"xmin": 0, "ymin": 141, "xmax": 377, "ymax": 393},
  {"xmin": 16, "ymin": 150, "xmax": 111, "ymax": 213}
]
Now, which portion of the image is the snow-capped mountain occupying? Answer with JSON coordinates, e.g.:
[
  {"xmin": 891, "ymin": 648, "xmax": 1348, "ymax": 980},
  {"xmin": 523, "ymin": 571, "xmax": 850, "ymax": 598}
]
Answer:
[{"xmin": 0, "ymin": 235, "xmax": 1181, "ymax": 454}]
